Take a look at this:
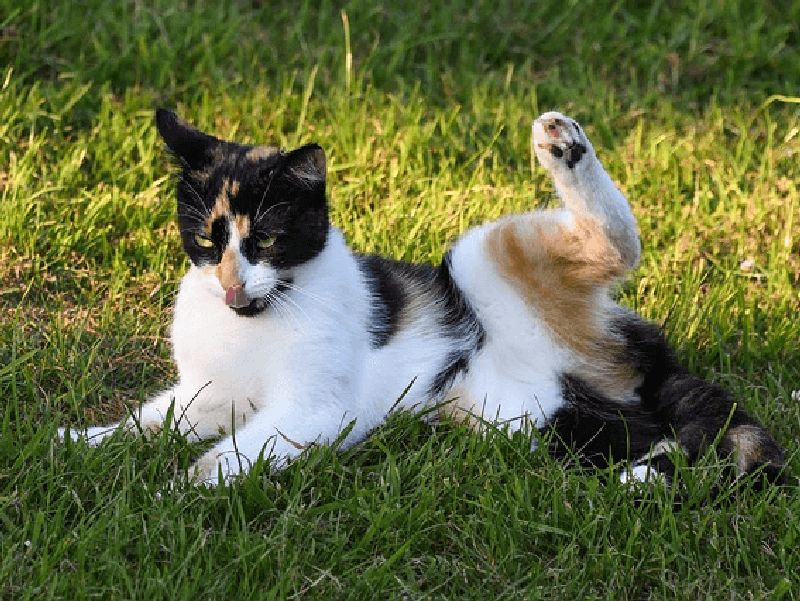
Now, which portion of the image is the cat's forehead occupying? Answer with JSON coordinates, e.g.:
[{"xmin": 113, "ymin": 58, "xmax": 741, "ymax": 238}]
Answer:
[
  {"xmin": 178, "ymin": 144, "xmax": 288, "ymax": 238},
  {"xmin": 189, "ymin": 143, "xmax": 281, "ymax": 184},
  {"xmin": 195, "ymin": 144, "xmax": 284, "ymax": 202}
]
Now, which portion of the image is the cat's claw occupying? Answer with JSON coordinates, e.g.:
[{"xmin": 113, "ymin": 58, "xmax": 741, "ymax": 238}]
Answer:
[{"xmin": 532, "ymin": 112, "xmax": 593, "ymax": 172}]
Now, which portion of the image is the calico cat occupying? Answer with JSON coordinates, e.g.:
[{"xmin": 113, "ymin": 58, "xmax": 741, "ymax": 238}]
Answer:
[{"xmin": 60, "ymin": 109, "xmax": 786, "ymax": 488}]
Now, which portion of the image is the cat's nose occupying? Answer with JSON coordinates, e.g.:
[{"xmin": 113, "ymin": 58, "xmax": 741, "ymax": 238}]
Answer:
[{"xmin": 225, "ymin": 284, "xmax": 250, "ymax": 308}]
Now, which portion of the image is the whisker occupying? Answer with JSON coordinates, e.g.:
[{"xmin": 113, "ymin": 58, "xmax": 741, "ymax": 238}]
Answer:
[
  {"xmin": 278, "ymin": 281, "xmax": 348, "ymax": 319},
  {"xmin": 177, "ymin": 210, "xmax": 209, "ymax": 227},
  {"xmin": 177, "ymin": 196, "xmax": 208, "ymax": 214},
  {"xmin": 265, "ymin": 290, "xmax": 304, "ymax": 331},
  {"xmin": 254, "ymin": 200, "xmax": 289, "ymax": 231},
  {"xmin": 177, "ymin": 197, "xmax": 212, "ymax": 228},
  {"xmin": 253, "ymin": 166, "xmax": 284, "ymax": 226},
  {"xmin": 278, "ymin": 281, "xmax": 327, "ymax": 304},
  {"xmin": 179, "ymin": 177, "xmax": 208, "ymax": 209},
  {"xmin": 273, "ymin": 289, "xmax": 313, "ymax": 326}
]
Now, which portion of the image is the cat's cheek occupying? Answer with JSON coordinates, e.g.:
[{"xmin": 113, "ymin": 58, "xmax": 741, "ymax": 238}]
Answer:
[{"xmin": 240, "ymin": 263, "xmax": 280, "ymax": 300}]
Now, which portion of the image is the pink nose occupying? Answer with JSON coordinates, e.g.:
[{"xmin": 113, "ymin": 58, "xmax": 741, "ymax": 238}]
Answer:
[{"xmin": 225, "ymin": 285, "xmax": 249, "ymax": 307}]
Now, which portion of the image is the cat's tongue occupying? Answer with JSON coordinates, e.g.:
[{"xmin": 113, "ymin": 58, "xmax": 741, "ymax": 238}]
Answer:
[{"xmin": 225, "ymin": 285, "xmax": 249, "ymax": 308}]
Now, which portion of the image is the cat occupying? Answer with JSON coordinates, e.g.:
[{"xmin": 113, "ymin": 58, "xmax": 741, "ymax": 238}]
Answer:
[{"xmin": 60, "ymin": 109, "xmax": 787, "ymax": 488}]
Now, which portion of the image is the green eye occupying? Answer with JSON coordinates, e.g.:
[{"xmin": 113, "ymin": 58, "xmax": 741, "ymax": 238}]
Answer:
[
  {"xmin": 194, "ymin": 233, "xmax": 215, "ymax": 249},
  {"xmin": 257, "ymin": 235, "xmax": 276, "ymax": 251}
]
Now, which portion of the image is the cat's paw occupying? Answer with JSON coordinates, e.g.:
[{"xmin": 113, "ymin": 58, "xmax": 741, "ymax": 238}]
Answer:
[
  {"xmin": 532, "ymin": 112, "xmax": 594, "ymax": 173},
  {"xmin": 189, "ymin": 450, "xmax": 250, "ymax": 487},
  {"xmin": 620, "ymin": 464, "xmax": 668, "ymax": 486},
  {"xmin": 57, "ymin": 424, "xmax": 122, "ymax": 446}
]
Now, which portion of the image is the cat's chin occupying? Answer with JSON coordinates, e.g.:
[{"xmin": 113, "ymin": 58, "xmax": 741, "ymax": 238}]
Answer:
[{"xmin": 230, "ymin": 298, "xmax": 268, "ymax": 317}]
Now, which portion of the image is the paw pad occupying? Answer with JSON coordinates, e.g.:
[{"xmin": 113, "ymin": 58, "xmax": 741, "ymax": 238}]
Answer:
[
  {"xmin": 564, "ymin": 142, "xmax": 587, "ymax": 169},
  {"xmin": 534, "ymin": 114, "xmax": 590, "ymax": 170}
]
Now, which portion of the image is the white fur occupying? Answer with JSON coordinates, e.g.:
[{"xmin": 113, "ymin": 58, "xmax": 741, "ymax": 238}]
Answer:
[
  {"xmin": 533, "ymin": 113, "xmax": 640, "ymax": 269},
  {"xmin": 447, "ymin": 220, "xmax": 573, "ymax": 426},
  {"xmin": 62, "ymin": 227, "xmax": 459, "ymax": 483}
]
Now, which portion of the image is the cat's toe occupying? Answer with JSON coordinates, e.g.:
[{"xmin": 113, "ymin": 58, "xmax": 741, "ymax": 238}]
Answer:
[{"xmin": 532, "ymin": 112, "xmax": 591, "ymax": 171}]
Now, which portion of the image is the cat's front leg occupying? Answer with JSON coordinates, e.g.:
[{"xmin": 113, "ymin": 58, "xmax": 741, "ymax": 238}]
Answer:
[
  {"xmin": 187, "ymin": 402, "xmax": 372, "ymax": 486},
  {"xmin": 58, "ymin": 385, "xmax": 202, "ymax": 445}
]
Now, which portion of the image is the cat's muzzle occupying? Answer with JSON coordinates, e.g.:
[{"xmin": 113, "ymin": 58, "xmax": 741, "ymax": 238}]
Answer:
[
  {"xmin": 225, "ymin": 285, "xmax": 269, "ymax": 317},
  {"xmin": 225, "ymin": 284, "xmax": 251, "ymax": 308}
]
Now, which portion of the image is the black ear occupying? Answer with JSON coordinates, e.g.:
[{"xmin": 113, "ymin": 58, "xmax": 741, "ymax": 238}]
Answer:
[
  {"xmin": 155, "ymin": 109, "xmax": 221, "ymax": 171},
  {"xmin": 281, "ymin": 143, "xmax": 327, "ymax": 187}
]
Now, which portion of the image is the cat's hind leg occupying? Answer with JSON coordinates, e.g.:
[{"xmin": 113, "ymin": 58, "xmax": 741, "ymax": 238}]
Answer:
[
  {"xmin": 532, "ymin": 112, "xmax": 640, "ymax": 270},
  {"xmin": 647, "ymin": 373, "xmax": 786, "ymax": 486},
  {"xmin": 446, "ymin": 112, "xmax": 647, "ymax": 424},
  {"xmin": 473, "ymin": 114, "xmax": 641, "ymax": 399},
  {"xmin": 616, "ymin": 316, "xmax": 787, "ymax": 487}
]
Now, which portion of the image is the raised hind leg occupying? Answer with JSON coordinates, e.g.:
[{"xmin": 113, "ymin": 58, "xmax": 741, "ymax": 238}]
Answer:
[
  {"xmin": 481, "ymin": 113, "xmax": 642, "ymax": 399},
  {"xmin": 445, "ymin": 112, "xmax": 644, "ymax": 427},
  {"xmin": 532, "ymin": 112, "xmax": 640, "ymax": 270}
]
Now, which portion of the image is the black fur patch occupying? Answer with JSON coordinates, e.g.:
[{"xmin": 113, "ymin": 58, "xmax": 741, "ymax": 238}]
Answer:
[
  {"xmin": 428, "ymin": 252, "xmax": 486, "ymax": 398},
  {"xmin": 357, "ymin": 255, "xmax": 415, "ymax": 348},
  {"xmin": 565, "ymin": 143, "xmax": 587, "ymax": 169},
  {"xmin": 356, "ymin": 251, "xmax": 484, "ymax": 392},
  {"xmin": 548, "ymin": 374, "xmax": 662, "ymax": 469},
  {"xmin": 548, "ymin": 313, "xmax": 786, "ymax": 484},
  {"xmin": 156, "ymin": 110, "xmax": 330, "ymax": 274}
]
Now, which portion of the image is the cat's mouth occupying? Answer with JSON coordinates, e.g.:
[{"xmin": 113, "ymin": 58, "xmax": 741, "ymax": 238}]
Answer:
[
  {"xmin": 230, "ymin": 298, "xmax": 269, "ymax": 317},
  {"xmin": 226, "ymin": 279, "xmax": 293, "ymax": 318}
]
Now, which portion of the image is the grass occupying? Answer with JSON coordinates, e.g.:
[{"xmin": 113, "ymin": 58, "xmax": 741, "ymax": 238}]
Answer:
[{"xmin": 1, "ymin": 0, "xmax": 799, "ymax": 598}]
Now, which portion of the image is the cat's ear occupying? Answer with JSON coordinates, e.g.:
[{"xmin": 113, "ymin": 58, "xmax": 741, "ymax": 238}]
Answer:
[
  {"xmin": 155, "ymin": 109, "xmax": 221, "ymax": 171},
  {"xmin": 281, "ymin": 143, "xmax": 327, "ymax": 188}
]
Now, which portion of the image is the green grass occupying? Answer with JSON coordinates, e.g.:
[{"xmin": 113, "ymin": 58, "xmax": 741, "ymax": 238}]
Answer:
[{"xmin": 1, "ymin": 0, "xmax": 799, "ymax": 598}]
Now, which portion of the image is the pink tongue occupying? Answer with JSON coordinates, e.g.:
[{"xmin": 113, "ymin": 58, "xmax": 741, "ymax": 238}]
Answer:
[{"xmin": 225, "ymin": 285, "xmax": 248, "ymax": 307}]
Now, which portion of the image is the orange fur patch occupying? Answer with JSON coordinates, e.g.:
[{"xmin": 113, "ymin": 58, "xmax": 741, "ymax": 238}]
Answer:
[
  {"xmin": 725, "ymin": 424, "xmax": 769, "ymax": 475},
  {"xmin": 190, "ymin": 168, "xmax": 212, "ymax": 183},
  {"xmin": 231, "ymin": 214, "xmax": 250, "ymax": 238},
  {"xmin": 201, "ymin": 179, "xmax": 251, "ymax": 294},
  {"xmin": 207, "ymin": 179, "xmax": 240, "ymax": 231},
  {"xmin": 216, "ymin": 246, "xmax": 243, "ymax": 290},
  {"xmin": 246, "ymin": 146, "xmax": 280, "ymax": 161},
  {"xmin": 484, "ymin": 212, "xmax": 638, "ymax": 400}
]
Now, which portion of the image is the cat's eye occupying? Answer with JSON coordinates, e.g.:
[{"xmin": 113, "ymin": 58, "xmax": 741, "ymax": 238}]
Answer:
[
  {"xmin": 257, "ymin": 235, "xmax": 277, "ymax": 251},
  {"xmin": 194, "ymin": 233, "xmax": 215, "ymax": 249}
]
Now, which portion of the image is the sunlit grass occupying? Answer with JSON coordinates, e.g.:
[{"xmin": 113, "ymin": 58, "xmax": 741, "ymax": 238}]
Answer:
[{"xmin": 1, "ymin": 1, "xmax": 799, "ymax": 599}]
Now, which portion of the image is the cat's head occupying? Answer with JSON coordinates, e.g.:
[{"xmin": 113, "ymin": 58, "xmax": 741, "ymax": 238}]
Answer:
[{"xmin": 155, "ymin": 109, "xmax": 329, "ymax": 317}]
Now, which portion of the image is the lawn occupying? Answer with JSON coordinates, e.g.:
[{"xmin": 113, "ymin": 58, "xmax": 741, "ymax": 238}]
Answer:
[{"xmin": 1, "ymin": 0, "xmax": 799, "ymax": 599}]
